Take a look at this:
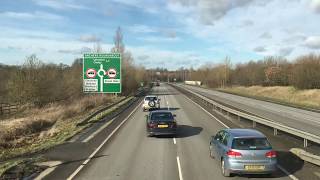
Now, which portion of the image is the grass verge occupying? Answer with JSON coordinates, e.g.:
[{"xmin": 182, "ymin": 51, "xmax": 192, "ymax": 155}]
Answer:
[{"xmin": 217, "ymin": 86, "xmax": 320, "ymax": 111}]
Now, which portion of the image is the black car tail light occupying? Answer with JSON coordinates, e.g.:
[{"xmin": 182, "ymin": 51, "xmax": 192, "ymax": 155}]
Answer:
[
  {"xmin": 148, "ymin": 122, "xmax": 157, "ymax": 128},
  {"xmin": 170, "ymin": 122, "xmax": 177, "ymax": 128}
]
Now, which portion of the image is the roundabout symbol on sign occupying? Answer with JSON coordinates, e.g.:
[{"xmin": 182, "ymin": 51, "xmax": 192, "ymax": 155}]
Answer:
[
  {"xmin": 107, "ymin": 68, "xmax": 117, "ymax": 79},
  {"xmin": 86, "ymin": 68, "xmax": 97, "ymax": 78}
]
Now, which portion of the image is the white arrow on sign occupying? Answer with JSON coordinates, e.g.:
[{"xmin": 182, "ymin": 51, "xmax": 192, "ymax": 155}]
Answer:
[{"xmin": 97, "ymin": 64, "xmax": 106, "ymax": 92}]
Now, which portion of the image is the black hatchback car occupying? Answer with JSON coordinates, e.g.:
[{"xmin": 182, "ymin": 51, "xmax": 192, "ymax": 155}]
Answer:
[{"xmin": 146, "ymin": 110, "xmax": 177, "ymax": 137}]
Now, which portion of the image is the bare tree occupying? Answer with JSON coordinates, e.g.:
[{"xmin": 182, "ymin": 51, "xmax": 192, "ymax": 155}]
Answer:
[
  {"xmin": 110, "ymin": 27, "xmax": 147, "ymax": 95},
  {"xmin": 111, "ymin": 27, "xmax": 125, "ymax": 54}
]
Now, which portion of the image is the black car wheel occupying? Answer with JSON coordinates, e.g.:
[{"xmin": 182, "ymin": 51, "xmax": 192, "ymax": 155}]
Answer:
[{"xmin": 209, "ymin": 149, "xmax": 214, "ymax": 159}]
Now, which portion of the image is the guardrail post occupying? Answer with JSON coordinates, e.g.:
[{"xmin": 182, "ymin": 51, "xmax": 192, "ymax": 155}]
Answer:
[
  {"xmin": 304, "ymin": 139, "xmax": 308, "ymax": 147},
  {"xmin": 252, "ymin": 121, "xmax": 256, "ymax": 128},
  {"xmin": 273, "ymin": 128, "xmax": 278, "ymax": 136},
  {"xmin": 238, "ymin": 116, "xmax": 241, "ymax": 121},
  {"xmin": 226, "ymin": 112, "xmax": 230, "ymax": 117}
]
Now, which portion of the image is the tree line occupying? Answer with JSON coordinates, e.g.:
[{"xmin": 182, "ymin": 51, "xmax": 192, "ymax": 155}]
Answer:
[
  {"xmin": 0, "ymin": 27, "xmax": 148, "ymax": 106},
  {"xmin": 171, "ymin": 54, "xmax": 320, "ymax": 89}
]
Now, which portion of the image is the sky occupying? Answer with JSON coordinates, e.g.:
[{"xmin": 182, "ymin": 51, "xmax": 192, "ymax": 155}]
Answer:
[{"xmin": 0, "ymin": 0, "xmax": 320, "ymax": 70}]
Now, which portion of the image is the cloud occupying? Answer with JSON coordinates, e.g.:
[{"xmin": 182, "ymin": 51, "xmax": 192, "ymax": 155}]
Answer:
[
  {"xmin": 112, "ymin": 0, "xmax": 162, "ymax": 14},
  {"xmin": 129, "ymin": 24, "xmax": 177, "ymax": 38},
  {"xmin": 278, "ymin": 47, "xmax": 294, "ymax": 56},
  {"xmin": 161, "ymin": 29, "xmax": 177, "ymax": 38},
  {"xmin": 253, "ymin": 46, "xmax": 267, "ymax": 52},
  {"xmin": 259, "ymin": 32, "xmax": 272, "ymax": 39},
  {"xmin": 0, "ymin": 11, "xmax": 64, "ymax": 21},
  {"xmin": 127, "ymin": 46, "xmax": 207, "ymax": 70},
  {"xmin": 129, "ymin": 24, "xmax": 157, "ymax": 33},
  {"xmin": 310, "ymin": 0, "xmax": 320, "ymax": 13},
  {"xmin": 168, "ymin": 0, "xmax": 266, "ymax": 25},
  {"xmin": 79, "ymin": 35, "xmax": 101, "ymax": 42},
  {"xmin": 283, "ymin": 34, "xmax": 306, "ymax": 43},
  {"xmin": 241, "ymin": 20, "xmax": 254, "ymax": 27},
  {"xmin": 138, "ymin": 36, "xmax": 180, "ymax": 43},
  {"xmin": 7, "ymin": 46, "xmax": 23, "ymax": 51},
  {"xmin": 0, "ymin": 26, "xmax": 113, "ymax": 65},
  {"xmin": 32, "ymin": 0, "xmax": 89, "ymax": 11},
  {"xmin": 129, "ymin": 24, "xmax": 179, "ymax": 40},
  {"xmin": 58, "ymin": 47, "xmax": 92, "ymax": 54},
  {"xmin": 304, "ymin": 36, "xmax": 320, "ymax": 49},
  {"xmin": 137, "ymin": 55, "xmax": 150, "ymax": 61}
]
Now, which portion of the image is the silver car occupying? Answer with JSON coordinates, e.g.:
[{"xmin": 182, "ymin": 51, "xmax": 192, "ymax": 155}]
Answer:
[
  {"xmin": 209, "ymin": 129, "xmax": 277, "ymax": 177},
  {"xmin": 142, "ymin": 95, "xmax": 160, "ymax": 111}
]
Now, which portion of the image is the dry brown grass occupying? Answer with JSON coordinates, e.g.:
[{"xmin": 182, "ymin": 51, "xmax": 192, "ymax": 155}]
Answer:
[
  {"xmin": 0, "ymin": 94, "xmax": 120, "ymax": 156},
  {"xmin": 220, "ymin": 86, "xmax": 320, "ymax": 109}
]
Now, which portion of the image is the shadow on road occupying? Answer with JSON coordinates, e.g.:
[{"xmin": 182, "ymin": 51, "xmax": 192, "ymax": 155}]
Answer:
[
  {"xmin": 234, "ymin": 151, "xmax": 304, "ymax": 178},
  {"xmin": 176, "ymin": 125, "xmax": 203, "ymax": 138},
  {"xmin": 276, "ymin": 151, "xmax": 304, "ymax": 177},
  {"xmin": 155, "ymin": 125, "xmax": 202, "ymax": 139}
]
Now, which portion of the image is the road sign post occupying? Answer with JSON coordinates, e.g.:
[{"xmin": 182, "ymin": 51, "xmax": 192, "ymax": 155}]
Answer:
[{"xmin": 83, "ymin": 53, "xmax": 121, "ymax": 93}]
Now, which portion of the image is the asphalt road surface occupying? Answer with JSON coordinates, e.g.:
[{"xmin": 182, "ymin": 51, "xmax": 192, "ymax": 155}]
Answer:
[
  {"xmin": 64, "ymin": 84, "xmax": 295, "ymax": 180},
  {"xmin": 177, "ymin": 84, "xmax": 320, "ymax": 138}
]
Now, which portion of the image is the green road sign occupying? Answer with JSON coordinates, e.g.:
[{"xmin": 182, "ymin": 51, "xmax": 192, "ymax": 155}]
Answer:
[{"xmin": 83, "ymin": 53, "xmax": 121, "ymax": 93}]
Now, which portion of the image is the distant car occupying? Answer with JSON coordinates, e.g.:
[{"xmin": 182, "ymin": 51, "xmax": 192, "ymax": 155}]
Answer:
[
  {"xmin": 142, "ymin": 95, "xmax": 160, "ymax": 111},
  {"xmin": 156, "ymin": 81, "xmax": 160, "ymax": 86},
  {"xmin": 209, "ymin": 129, "xmax": 277, "ymax": 177},
  {"xmin": 146, "ymin": 110, "xmax": 177, "ymax": 137}
]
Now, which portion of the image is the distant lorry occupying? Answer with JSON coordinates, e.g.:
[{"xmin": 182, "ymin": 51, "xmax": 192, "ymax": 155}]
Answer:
[{"xmin": 184, "ymin": 81, "xmax": 202, "ymax": 86}]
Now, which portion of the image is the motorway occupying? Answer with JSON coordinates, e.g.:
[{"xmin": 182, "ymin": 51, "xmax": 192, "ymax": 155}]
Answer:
[
  {"xmin": 40, "ymin": 83, "xmax": 320, "ymax": 180},
  {"xmin": 177, "ymin": 84, "xmax": 320, "ymax": 138}
]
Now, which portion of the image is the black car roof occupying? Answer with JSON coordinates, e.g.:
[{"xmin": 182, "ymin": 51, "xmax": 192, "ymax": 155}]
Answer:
[{"xmin": 150, "ymin": 110, "xmax": 172, "ymax": 114}]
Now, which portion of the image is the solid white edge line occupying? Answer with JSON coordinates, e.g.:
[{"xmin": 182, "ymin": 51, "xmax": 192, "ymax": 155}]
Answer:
[
  {"xmin": 183, "ymin": 93, "xmax": 300, "ymax": 180},
  {"xmin": 66, "ymin": 100, "xmax": 143, "ymax": 180},
  {"xmin": 82, "ymin": 117, "xmax": 116, "ymax": 142},
  {"xmin": 173, "ymin": 138, "xmax": 176, "ymax": 145},
  {"xmin": 176, "ymin": 156, "xmax": 183, "ymax": 180},
  {"xmin": 184, "ymin": 95, "xmax": 229, "ymax": 128}
]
